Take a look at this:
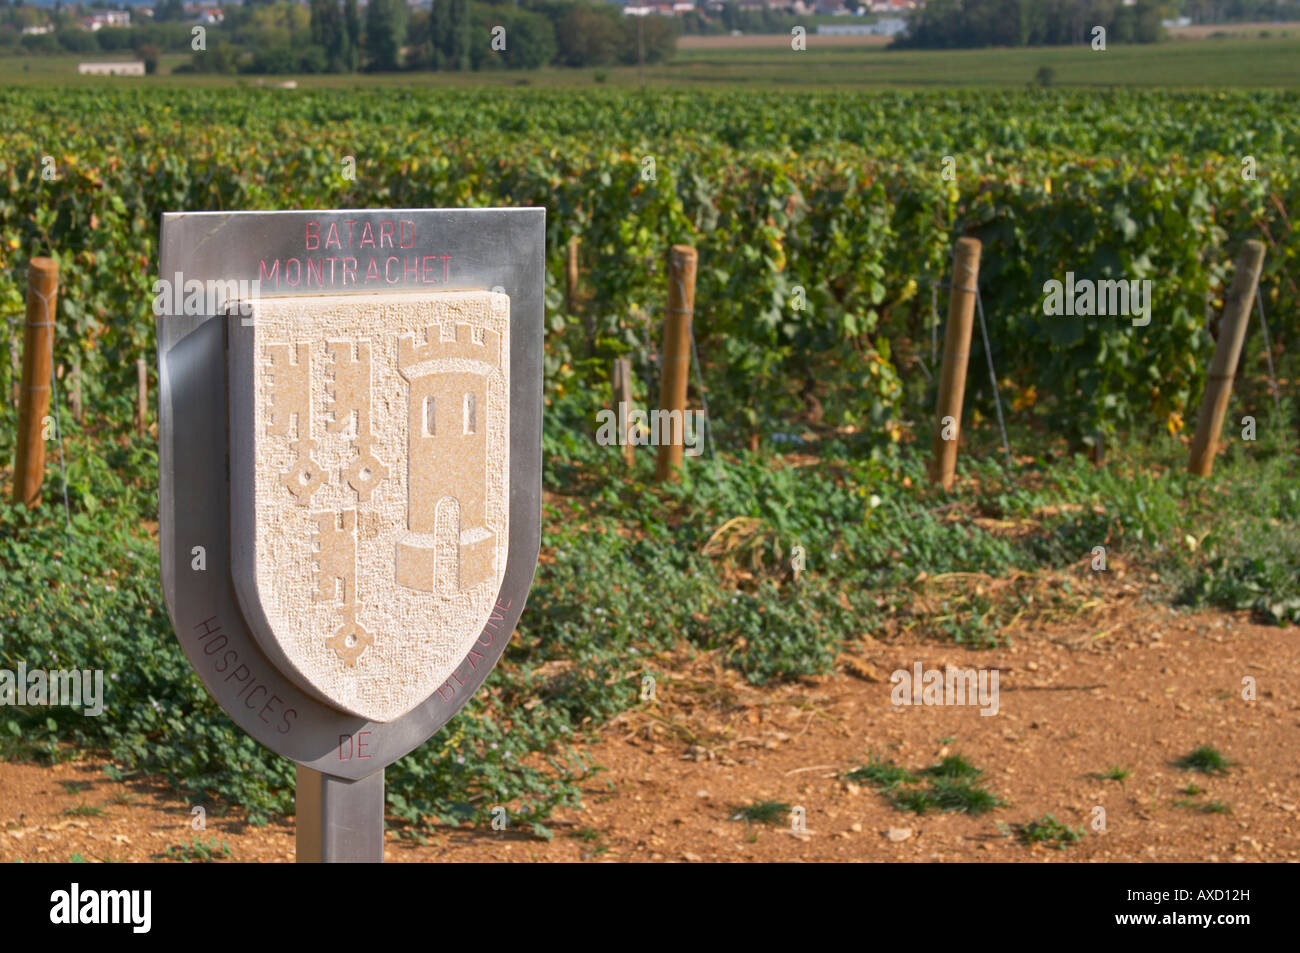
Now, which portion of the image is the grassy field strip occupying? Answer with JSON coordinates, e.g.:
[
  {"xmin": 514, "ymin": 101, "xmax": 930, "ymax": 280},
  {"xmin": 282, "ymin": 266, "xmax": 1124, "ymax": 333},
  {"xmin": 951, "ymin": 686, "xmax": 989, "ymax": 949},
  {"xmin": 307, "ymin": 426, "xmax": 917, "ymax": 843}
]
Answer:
[{"xmin": 1, "ymin": 35, "xmax": 1298, "ymax": 88}]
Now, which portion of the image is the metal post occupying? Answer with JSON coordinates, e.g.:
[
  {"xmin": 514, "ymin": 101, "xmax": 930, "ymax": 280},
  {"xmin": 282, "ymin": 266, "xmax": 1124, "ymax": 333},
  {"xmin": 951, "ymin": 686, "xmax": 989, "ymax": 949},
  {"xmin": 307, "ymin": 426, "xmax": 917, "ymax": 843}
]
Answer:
[{"xmin": 295, "ymin": 765, "xmax": 385, "ymax": 863}]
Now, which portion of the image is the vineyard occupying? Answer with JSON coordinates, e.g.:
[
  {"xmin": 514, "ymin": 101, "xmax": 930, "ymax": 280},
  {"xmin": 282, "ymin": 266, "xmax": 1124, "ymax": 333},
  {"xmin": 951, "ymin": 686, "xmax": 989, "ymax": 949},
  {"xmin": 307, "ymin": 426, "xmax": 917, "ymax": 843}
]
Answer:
[
  {"xmin": 3, "ymin": 87, "xmax": 1298, "ymax": 444},
  {"xmin": 1, "ymin": 85, "xmax": 1298, "ymax": 835}
]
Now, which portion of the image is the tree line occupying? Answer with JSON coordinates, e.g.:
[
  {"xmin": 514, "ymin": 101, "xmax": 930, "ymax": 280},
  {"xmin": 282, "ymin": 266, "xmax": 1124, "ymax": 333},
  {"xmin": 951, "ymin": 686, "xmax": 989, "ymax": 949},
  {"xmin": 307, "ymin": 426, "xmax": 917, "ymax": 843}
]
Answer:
[
  {"xmin": 0, "ymin": 0, "xmax": 678, "ymax": 74},
  {"xmin": 1173, "ymin": 0, "xmax": 1300, "ymax": 20},
  {"xmin": 891, "ymin": 0, "xmax": 1166, "ymax": 48},
  {"xmin": 194, "ymin": 0, "xmax": 679, "ymax": 75}
]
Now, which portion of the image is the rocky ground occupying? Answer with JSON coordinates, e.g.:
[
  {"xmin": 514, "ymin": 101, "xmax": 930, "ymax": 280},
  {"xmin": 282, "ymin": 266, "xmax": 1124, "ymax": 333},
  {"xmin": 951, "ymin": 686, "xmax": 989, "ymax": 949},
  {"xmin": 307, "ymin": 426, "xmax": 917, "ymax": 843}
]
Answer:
[{"xmin": 3, "ymin": 600, "xmax": 1296, "ymax": 863}]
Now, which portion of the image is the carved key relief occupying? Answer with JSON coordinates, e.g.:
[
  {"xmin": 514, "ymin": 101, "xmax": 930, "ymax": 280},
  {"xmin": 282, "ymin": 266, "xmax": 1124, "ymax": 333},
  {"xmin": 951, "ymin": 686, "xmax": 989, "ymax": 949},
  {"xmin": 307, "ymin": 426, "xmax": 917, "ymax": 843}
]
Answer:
[{"xmin": 246, "ymin": 292, "xmax": 510, "ymax": 723}]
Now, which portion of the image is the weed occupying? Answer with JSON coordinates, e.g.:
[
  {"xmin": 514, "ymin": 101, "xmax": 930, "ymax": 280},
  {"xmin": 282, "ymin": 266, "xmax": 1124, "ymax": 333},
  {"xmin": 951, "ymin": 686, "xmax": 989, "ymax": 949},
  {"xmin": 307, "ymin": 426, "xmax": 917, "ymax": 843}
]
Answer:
[
  {"xmin": 844, "ymin": 754, "xmax": 918, "ymax": 791},
  {"xmin": 925, "ymin": 778, "xmax": 1004, "ymax": 816},
  {"xmin": 63, "ymin": 804, "xmax": 105, "ymax": 818},
  {"xmin": 158, "ymin": 837, "xmax": 232, "ymax": 863},
  {"xmin": 1091, "ymin": 765, "xmax": 1132, "ymax": 785},
  {"xmin": 921, "ymin": 754, "xmax": 983, "ymax": 781},
  {"xmin": 730, "ymin": 800, "xmax": 792, "ymax": 825},
  {"xmin": 1018, "ymin": 814, "xmax": 1085, "ymax": 849},
  {"xmin": 1175, "ymin": 746, "xmax": 1233, "ymax": 775},
  {"xmin": 570, "ymin": 826, "xmax": 609, "ymax": 857},
  {"xmin": 1175, "ymin": 798, "xmax": 1231, "ymax": 814}
]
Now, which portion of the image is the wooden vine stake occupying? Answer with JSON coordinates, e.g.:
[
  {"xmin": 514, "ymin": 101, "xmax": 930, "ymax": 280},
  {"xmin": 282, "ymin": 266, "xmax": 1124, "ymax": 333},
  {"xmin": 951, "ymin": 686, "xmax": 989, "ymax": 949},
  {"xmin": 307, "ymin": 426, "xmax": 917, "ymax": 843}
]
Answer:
[
  {"xmin": 655, "ymin": 245, "xmax": 697, "ymax": 483},
  {"xmin": 70, "ymin": 358, "xmax": 83, "ymax": 423},
  {"xmin": 928, "ymin": 237, "xmax": 981, "ymax": 491},
  {"xmin": 566, "ymin": 234, "xmax": 580, "ymax": 314},
  {"xmin": 13, "ymin": 257, "xmax": 58, "ymax": 507},
  {"xmin": 567, "ymin": 234, "xmax": 596, "ymax": 352},
  {"xmin": 1188, "ymin": 239, "xmax": 1267, "ymax": 477},
  {"xmin": 612, "ymin": 358, "xmax": 636, "ymax": 468},
  {"xmin": 136, "ymin": 357, "xmax": 149, "ymax": 436}
]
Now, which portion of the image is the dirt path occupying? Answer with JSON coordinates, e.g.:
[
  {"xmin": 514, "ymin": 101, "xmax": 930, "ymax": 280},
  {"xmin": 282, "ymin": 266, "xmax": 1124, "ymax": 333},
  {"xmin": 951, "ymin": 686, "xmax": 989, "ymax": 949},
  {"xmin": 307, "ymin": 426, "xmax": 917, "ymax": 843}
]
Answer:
[{"xmin": 2, "ymin": 605, "xmax": 1296, "ymax": 862}]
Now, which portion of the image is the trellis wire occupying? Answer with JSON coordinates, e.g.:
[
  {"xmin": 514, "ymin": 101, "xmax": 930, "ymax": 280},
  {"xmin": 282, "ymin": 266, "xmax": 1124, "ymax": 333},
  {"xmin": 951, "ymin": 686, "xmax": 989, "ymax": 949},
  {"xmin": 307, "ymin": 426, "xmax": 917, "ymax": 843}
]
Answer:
[
  {"xmin": 685, "ymin": 305, "xmax": 718, "ymax": 469},
  {"xmin": 930, "ymin": 282, "xmax": 939, "ymax": 366},
  {"xmin": 969, "ymin": 272, "xmax": 1013, "ymax": 472},
  {"xmin": 662, "ymin": 266, "xmax": 717, "ymax": 461},
  {"xmin": 919, "ymin": 260, "xmax": 1013, "ymax": 472},
  {"xmin": 4, "ymin": 314, "xmax": 19, "ymax": 407},
  {"xmin": 635, "ymin": 268, "xmax": 719, "ymax": 470},
  {"xmin": 1255, "ymin": 288, "xmax": 1281, "ymax": 418}
]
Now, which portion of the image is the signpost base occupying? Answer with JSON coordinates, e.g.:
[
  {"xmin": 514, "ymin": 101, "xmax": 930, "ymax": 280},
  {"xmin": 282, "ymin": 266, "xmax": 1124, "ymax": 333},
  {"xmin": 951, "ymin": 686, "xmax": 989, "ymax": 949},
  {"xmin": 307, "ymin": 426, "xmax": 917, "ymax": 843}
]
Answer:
[{"xmin": 295, "ymin": 765, "xmax": 385, "ymax": 863}]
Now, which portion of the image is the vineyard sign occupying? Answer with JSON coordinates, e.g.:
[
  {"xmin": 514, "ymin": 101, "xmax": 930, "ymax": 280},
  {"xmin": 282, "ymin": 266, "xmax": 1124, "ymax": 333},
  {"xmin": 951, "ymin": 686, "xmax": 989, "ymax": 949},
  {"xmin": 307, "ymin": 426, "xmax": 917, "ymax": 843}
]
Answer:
[{"xmin": 156, "ymin": 208, "xmax": 544, "ymax": 859}]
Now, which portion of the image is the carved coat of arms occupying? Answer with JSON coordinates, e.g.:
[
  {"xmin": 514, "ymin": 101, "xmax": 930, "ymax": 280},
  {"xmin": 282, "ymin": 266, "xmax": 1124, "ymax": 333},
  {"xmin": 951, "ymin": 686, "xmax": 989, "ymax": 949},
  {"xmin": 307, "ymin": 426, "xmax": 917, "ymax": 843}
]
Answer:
[{"xmin": 228, "ymin": 291, "xmax": 510, "ymax": 723}]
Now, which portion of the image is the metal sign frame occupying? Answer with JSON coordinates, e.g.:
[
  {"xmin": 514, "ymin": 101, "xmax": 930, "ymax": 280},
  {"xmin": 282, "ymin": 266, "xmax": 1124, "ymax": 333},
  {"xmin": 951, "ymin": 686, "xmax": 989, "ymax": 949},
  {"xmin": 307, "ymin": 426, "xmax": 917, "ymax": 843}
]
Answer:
[{"xmin": 156, "ymin": 208, "xmax": 544, "ymax": 783}]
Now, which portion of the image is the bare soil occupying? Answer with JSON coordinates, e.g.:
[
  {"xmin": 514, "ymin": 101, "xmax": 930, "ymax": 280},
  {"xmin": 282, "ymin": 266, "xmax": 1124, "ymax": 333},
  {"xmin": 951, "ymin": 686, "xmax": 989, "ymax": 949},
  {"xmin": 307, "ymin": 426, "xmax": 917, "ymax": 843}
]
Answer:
[{"xmin": 3, "ymin": 588, "xmax": 1296, "ymax": 863}]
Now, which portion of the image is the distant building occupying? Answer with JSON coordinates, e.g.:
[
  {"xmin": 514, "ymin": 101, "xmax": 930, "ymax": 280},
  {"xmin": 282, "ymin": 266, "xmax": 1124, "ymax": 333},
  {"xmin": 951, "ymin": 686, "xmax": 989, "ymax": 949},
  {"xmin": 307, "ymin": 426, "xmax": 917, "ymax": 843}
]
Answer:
[
  {"xmin": 82, "ymin": 12, "xmax": 131, "ymax": 31},
  {"xmin": 21, "ymin": 25, "xmax": 54, "ymax": 35},
  {"xmin": 818, "ymin": 17, "xmax": 906, "ymax": 35},
  {"xmin": 624, "ymin": 3, "xmax": 680, "ymax": 14},
  {"xmin": 78, "ymin": 61, "xmax": 146, "ymax": 76}
]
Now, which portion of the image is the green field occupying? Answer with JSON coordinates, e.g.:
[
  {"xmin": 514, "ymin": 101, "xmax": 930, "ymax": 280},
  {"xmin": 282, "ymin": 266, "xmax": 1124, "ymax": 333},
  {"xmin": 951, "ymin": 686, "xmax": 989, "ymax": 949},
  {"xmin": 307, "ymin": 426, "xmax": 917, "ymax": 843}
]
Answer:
[
  {"xmin": 670, "ymin": 34, "xmax": 1300, "ymax": 87},
  {"xmin": 1, "ymin": 33, "xmax": 1298, "ymax": 88}
]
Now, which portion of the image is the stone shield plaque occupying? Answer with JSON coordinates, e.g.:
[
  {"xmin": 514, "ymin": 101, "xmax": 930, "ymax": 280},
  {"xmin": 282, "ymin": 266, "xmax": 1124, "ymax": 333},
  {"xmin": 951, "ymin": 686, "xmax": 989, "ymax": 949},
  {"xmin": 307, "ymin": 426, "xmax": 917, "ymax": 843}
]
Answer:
[
  {"xmin": 157, "ymin": 209, "xmax": 543, "ymax": 779},
  {"xmin": 229, "ymin": 292, "xmax": 512, "ymax": 723}
]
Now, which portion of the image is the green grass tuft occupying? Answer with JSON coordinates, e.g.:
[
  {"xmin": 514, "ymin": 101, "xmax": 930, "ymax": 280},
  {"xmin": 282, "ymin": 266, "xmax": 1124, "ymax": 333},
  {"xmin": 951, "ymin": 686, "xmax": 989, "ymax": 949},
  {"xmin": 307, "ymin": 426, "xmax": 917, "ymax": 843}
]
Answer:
[
  {"xmin": 925, "ymin": 778, "xmax": 1005, "ymax": 816},
  {"xmin": 1091, "ymin": 765, "xmax": 1132, "ymax": 784},
  {"xmin": 1176, "ymin": 746, "xmax": 1234, "ymax": 775},
  {"xmin": 157, "ymin": 837, "xmax": 232, "ymax": 863},
  {"xmin": 1175, "ymin": 798, "xmax": 1232, "ymax": 814},
  {"xmin": 1018, "ymin": 814, "xmax": 1086, "ymax": 849},
  {"xmin": 63, "ymin": 804, "xmax": 105, "ymax": 818},
  {"xmin": 844, "ymin": 754, "xmax": 918, "ymax": 791},
  {"xmin": 730, "ymin": 800, "xmax": 793, "ymax": 826},
  {"xmin": 921, "ymin": 754, "xmax": 983, "ymax": 781}
]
